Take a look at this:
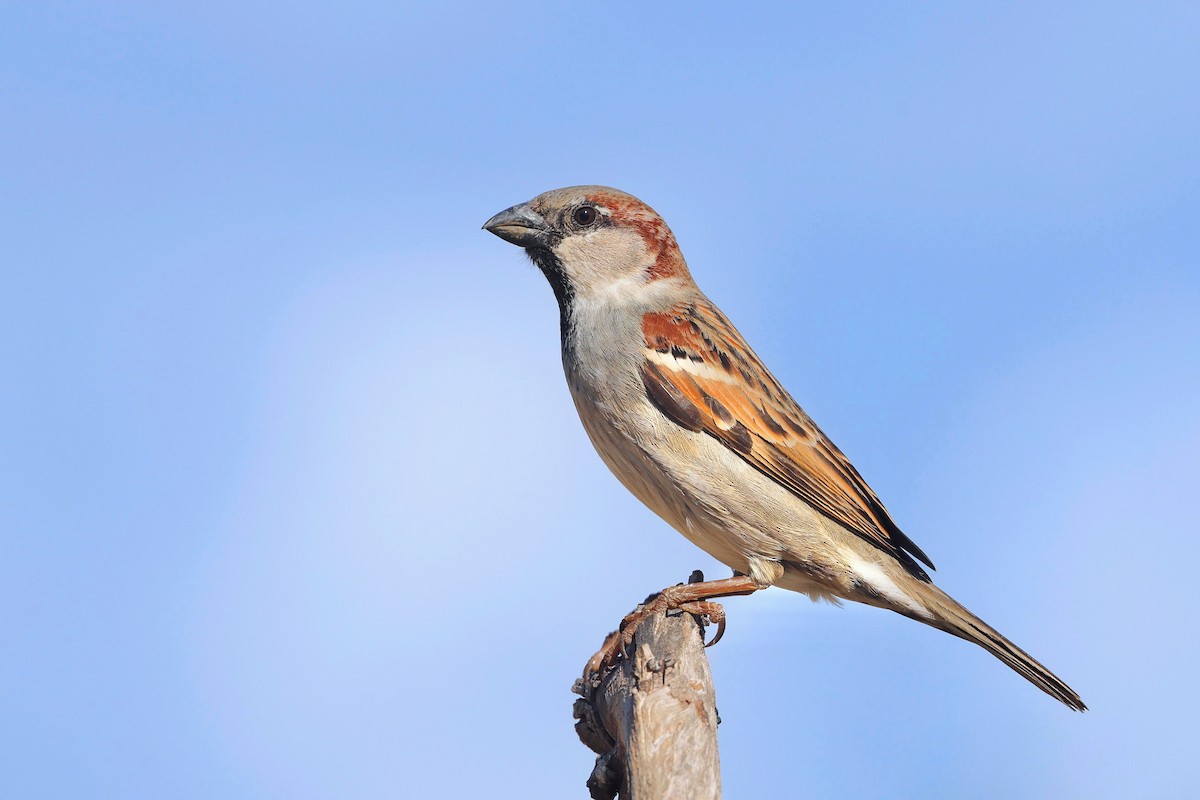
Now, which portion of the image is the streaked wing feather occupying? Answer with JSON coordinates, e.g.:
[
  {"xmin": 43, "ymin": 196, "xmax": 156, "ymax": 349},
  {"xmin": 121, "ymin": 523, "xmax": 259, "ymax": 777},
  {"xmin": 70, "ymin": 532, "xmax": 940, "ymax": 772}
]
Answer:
[{"xmin": 640, "ymin": 301, "xmax": 934, "ymax": 580}]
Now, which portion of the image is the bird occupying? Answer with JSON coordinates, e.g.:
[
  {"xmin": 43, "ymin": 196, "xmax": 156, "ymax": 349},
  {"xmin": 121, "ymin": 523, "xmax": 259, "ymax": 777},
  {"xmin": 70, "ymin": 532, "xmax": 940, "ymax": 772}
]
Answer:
[{"xmin": 483, "ymin": 185, "xmax": 1086, "ymax": 711}]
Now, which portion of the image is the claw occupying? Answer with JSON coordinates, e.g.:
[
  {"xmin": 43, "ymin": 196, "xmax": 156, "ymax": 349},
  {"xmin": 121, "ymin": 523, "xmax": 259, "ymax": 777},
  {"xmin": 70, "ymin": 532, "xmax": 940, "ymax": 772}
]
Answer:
[
  {"xmin": 584, "ymin": 628, "xmax": 625, "ymax": 678},
  {"xmin": 677, "ymin": 600, "xmax": 727, "ymax": 647},
  {"xmin": 705, "ymin": 614, "xmax": 727, "ymax": 647}
]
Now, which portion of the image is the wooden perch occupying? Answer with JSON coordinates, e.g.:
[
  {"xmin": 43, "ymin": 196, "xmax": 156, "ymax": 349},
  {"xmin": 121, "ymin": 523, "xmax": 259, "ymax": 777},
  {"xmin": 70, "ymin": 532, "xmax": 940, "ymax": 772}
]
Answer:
[{"xmin": 572, "ymin": 573, "xmax": 722, "ymax": 800}]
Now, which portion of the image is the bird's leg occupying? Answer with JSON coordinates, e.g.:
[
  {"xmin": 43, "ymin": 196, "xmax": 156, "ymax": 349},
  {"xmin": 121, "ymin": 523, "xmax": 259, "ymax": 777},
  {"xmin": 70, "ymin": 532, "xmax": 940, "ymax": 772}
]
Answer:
[{"xmin": 584, "ymin": 574, "xmax": 762, "ymax": 677}]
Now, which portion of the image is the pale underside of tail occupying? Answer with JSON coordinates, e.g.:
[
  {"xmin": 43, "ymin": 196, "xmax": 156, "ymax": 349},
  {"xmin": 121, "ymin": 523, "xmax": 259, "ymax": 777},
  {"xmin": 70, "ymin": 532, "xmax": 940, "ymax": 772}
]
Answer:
[
  {"xmin": 899, "ymin": 582, "xmax": 1087, "ymax": 712},
  {"xmin": 775, "ymin": 555, "xmax": 1085, "ymax": 710}
]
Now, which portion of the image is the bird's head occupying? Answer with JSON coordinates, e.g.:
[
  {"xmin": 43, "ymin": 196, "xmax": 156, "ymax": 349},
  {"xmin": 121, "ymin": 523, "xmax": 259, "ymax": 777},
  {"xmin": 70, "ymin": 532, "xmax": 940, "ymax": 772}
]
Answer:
[{"xmin": 483, "ymin": 186, "xmax": 691, "ymax": 308}]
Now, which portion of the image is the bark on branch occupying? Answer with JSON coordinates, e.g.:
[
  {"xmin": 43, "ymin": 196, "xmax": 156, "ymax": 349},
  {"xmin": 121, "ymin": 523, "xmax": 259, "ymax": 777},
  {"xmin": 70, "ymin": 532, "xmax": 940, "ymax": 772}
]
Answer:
[{"xmin": 572, "ymin": 574, "xmax": 722, "ymax": 800}]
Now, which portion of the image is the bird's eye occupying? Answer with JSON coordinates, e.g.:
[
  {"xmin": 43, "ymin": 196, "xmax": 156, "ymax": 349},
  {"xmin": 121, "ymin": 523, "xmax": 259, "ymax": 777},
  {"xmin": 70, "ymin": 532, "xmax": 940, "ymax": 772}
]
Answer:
[{"xmin": 572, "ymin": 206, "xmax": 598, "ymax": 226}]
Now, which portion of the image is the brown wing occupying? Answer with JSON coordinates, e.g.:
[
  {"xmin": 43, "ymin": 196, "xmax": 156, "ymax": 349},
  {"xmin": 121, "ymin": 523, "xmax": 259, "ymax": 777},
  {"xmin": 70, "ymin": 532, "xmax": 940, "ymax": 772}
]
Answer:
[{"xmin": 641, "ymin": 300, "xmax": 935, "ymax": 581}]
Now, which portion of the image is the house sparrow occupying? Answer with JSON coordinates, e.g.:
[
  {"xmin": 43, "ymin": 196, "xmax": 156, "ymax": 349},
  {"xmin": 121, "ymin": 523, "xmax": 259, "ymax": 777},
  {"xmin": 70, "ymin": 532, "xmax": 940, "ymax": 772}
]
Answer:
[{"xmin": 484, "ymin": 186, "xmax": 1086, "ymax": 711}]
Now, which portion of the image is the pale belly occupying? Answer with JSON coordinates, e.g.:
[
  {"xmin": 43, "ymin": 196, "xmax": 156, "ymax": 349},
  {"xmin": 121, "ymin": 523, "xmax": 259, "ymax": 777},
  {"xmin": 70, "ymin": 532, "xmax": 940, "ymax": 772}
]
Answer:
[{"xmin": 568, "ymin": 379, "xmax": 832, "ymax": 583}]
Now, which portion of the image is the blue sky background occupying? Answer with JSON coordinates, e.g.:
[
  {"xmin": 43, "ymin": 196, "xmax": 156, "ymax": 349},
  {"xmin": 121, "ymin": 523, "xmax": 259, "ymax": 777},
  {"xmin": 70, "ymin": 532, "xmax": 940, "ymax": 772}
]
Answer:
[{"xmin": 3, "ymin": 2, "xmax": 1199, "ymax": 797}]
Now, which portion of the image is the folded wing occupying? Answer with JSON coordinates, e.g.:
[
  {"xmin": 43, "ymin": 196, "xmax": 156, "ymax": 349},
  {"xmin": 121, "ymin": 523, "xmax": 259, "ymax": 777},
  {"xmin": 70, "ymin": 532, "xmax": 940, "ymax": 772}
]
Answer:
[{"xmin": 640, "ymin": 300, "xmax": 935, "ymax": 581}]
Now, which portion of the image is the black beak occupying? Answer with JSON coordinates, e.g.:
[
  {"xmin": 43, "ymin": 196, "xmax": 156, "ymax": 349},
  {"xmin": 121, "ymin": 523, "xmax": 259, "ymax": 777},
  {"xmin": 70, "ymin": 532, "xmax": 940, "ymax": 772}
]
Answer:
[{"xmin": 483, "ymin": 203, "xmax": 552, "ymax": 248}]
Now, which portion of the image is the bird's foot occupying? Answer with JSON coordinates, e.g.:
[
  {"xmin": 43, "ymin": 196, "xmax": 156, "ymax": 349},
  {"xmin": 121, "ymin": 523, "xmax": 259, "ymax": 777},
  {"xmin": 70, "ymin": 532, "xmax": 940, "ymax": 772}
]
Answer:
[
  {"xmin": 677, "ymin": 600, "xmax": 726, "ymax": 647},
  {"xmin": 583, "ymin": 574, "xmax": 753, "ymax": 679},
  {"xmin": 583, "ymin": 591, "xmax": 671, "ymax": 678}
]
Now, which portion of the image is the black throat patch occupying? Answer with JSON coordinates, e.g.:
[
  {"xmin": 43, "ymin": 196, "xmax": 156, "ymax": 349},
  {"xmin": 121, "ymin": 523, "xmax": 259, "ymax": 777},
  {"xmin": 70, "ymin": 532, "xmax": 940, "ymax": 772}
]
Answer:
[{"xmin": 525, "ymin": 246, "xmax": 575, "ymax": 348}]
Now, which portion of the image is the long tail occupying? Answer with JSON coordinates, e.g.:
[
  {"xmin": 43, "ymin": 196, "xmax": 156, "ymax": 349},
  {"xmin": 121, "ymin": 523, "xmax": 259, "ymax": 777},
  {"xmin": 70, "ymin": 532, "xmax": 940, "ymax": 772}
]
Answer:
[{"xmin": 910, "ymin": 583, "xmax": 1087, "ymax": 711}]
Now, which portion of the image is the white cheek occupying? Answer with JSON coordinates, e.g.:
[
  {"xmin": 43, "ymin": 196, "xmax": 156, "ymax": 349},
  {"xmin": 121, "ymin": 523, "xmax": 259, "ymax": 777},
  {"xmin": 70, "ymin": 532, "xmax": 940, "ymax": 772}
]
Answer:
[{"xmin": 556, "ymin": 228, "xmax": 652, "ymax": 297}]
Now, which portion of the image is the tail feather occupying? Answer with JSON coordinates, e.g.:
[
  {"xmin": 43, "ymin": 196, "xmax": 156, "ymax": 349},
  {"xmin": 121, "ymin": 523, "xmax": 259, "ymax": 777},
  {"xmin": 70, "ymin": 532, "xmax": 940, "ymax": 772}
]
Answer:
[{"xmin": 915, "ymin": 585, "xmax": 1087, "ymax": 712}]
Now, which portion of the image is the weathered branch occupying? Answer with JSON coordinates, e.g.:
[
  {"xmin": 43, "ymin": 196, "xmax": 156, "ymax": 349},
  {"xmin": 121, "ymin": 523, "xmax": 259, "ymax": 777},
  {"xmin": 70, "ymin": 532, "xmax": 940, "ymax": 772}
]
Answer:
[{"xmin": 573, "ymin": 574, "xmax": 722, "ymax": 800}]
